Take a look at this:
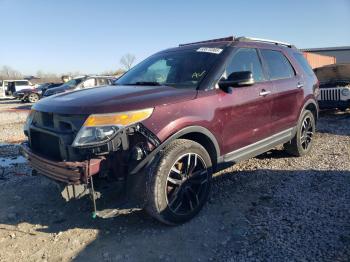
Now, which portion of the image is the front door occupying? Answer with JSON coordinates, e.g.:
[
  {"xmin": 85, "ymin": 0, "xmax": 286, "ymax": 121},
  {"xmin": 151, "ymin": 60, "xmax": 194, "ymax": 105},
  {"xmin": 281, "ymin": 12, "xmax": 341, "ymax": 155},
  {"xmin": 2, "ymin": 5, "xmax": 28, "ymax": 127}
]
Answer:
[{"xmin": 220, "ymin": 47, "xmax": 274, "ymax": 154}]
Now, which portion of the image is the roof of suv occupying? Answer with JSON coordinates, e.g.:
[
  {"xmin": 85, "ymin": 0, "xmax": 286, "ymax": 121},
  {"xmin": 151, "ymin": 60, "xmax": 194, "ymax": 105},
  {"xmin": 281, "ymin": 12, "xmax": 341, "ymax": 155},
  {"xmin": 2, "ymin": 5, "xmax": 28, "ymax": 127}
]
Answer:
[{"xmin": 162, "ymin": 36, "xmax": 297, "ymax": 53}]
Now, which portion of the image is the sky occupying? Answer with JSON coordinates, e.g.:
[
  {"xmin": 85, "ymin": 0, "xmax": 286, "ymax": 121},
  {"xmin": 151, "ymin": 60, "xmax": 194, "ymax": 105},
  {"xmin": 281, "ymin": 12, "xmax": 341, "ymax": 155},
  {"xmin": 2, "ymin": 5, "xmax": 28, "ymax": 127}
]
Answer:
[{"xmin": 0, "ymin": 0, "xmax": 349, "ymax": 75}]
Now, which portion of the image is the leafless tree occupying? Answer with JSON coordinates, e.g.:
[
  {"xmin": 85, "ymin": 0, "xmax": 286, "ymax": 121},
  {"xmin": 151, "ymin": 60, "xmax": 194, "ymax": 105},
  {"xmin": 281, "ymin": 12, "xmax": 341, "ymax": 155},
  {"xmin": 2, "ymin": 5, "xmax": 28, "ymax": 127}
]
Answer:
[
  {"xmin": 120, "ymin": 54, "xmax": 136, "ymax": 70},
  {"xmin": 35, "ymin": 70, "xmax": 62, "ymax": 83},
  {"xmin": 0, "ymin": 65, "xmax": 23, "ymax": 80}
]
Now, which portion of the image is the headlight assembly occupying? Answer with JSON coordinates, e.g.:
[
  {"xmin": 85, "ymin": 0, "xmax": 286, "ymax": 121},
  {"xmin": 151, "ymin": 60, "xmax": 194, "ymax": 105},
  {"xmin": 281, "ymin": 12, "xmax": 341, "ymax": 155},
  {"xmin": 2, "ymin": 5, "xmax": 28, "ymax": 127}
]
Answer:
[
  {"xmin": 24, "ymin": 110, "xmax": 35, "ymax": 133},
  {"xmin": 341, "ymin": 88, "xmax": 350, "ymax": 96},
  {"xmin": 72, "ymin": 108, "xmax": 153, "ymax": 147}
]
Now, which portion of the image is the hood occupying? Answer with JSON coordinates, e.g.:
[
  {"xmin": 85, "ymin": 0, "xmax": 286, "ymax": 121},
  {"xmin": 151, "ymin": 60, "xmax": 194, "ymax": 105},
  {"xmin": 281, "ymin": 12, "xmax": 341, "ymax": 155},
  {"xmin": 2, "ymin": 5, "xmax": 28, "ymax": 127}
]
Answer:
[
  {"xmin": 314, "ymin": 63, "xmax": 350, "ymax": 83},
  {"xmin": 33, "ymin": 85, "xmax": 197, "ymax": 114}
]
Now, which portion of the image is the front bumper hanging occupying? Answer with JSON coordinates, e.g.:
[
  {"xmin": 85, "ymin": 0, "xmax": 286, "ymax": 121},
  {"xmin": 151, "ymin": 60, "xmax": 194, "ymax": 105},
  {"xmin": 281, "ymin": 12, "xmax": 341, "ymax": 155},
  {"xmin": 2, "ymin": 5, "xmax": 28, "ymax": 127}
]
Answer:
[{"xmin": 20, "ymin": 143, "xmax": 103, "ymax": 184}]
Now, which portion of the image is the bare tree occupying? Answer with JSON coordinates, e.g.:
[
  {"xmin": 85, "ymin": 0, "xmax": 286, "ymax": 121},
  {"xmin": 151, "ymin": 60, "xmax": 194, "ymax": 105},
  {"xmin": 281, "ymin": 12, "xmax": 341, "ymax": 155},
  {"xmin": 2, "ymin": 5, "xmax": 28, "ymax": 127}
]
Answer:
[
  {"xmin": 120, "ymin": 54, "xmax": 136, "ymax": 70},
  {"xmin": 0, "ymin": 66, "xmax": 23, "ymax": 80}
]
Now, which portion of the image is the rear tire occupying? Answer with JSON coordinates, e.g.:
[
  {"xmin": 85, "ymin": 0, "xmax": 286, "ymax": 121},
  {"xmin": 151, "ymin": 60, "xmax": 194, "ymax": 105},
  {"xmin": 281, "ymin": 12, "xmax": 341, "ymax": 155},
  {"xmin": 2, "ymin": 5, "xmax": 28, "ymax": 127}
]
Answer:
[
  {"xmin": 284, "ymin": 110, "xmax": 315, "ymax": 157},
  {"xmin": 145, "ymin": 139, "xmax": 212, "ymax": 225},
  {"xmin": 28, "ymin": 93, "xmax": 40, "ymax": 103}
]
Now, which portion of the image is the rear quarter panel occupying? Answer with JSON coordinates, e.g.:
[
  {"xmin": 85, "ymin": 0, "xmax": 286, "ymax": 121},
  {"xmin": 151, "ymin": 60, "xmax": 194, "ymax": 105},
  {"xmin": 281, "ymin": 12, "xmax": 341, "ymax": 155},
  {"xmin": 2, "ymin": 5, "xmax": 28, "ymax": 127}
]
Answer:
[{"xmin": 286, "ymin": 49, "xmax": 319, "ymax": 117}]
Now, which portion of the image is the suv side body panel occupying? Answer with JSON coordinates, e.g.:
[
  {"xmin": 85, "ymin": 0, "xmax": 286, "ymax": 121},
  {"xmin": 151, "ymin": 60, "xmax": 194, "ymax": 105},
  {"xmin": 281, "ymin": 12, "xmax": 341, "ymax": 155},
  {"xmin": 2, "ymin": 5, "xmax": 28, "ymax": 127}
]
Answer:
[{"xmin": 143, "ymin": 42, "xmax": 318, "ymax": 161}]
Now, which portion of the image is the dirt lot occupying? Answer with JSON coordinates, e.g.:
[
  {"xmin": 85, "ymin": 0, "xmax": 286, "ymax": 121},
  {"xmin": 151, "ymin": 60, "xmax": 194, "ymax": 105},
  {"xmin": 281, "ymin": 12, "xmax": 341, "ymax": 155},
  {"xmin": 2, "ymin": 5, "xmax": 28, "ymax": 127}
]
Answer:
[
  {"xmin": 0, "ymin": 100, "xmax": 349, "ymax": 262},
  {"xmin": 0, "ymin": 98, "xmax": 31, "ymax": 143}
]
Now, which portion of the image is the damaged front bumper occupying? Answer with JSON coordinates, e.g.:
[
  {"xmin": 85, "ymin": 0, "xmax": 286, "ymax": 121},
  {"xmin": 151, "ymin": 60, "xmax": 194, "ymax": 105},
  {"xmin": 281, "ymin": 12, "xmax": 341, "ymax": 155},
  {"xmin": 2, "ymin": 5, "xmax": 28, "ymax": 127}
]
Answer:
[{"xmin": 20, "ymin": 142, "xmax": 104, "ymax": 184}]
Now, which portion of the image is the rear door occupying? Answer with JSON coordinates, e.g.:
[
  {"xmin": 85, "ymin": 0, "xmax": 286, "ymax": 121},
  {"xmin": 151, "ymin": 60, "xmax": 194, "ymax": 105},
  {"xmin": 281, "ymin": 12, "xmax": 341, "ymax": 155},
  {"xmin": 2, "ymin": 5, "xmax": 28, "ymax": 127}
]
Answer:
[
  {"xmin": 220, "ymin": 47, "xmax": 274, "ymax": 153},
  {"xmin": 260, "ymin": 49, "xmax": 303, "ymax": 133},
  {"xmin": 15, "ymin": 80, "xmax": 31, "ymax": 91}
]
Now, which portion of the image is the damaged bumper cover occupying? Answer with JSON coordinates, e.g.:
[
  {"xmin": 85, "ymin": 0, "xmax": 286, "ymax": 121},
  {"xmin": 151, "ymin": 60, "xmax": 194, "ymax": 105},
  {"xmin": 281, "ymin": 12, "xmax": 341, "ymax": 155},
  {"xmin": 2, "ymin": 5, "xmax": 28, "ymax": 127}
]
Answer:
[{"xmin": 20, "ymin": 143, "xmax": 103, "ymax": 184}]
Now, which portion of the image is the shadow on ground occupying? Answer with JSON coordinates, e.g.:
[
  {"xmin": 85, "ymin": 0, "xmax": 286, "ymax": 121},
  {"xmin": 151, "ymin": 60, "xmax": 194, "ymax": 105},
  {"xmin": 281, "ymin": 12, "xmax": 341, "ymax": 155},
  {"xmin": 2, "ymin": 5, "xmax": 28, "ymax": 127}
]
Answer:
[
  {"xmin": 317, "ymin": 109, "xmax": 350, "ymax": 136},
  {"xmin": 0, "ymin": 98, "xmax": 32, "ymax": 111}
]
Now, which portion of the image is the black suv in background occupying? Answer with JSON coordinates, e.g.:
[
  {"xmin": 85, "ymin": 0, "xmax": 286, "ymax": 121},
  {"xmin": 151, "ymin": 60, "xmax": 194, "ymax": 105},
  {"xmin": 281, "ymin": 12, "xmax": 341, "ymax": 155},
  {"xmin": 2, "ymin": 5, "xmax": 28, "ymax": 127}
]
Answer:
[{"xmin": 43, "ymin": 76, "xmax": 113, "ymax": 97}]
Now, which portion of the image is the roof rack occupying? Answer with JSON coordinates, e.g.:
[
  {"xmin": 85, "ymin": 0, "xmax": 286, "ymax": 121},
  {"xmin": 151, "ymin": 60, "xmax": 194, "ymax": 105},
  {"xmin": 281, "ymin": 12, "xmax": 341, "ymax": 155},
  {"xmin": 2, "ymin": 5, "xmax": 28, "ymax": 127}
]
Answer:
[
  {"xmin": 179, "ymin": 36, "xmax": 234, "ymax": 47},
  {"xmin": 179, "ymin": 36, "xmax": 294, "ymax": 48},
  {"xmin": 235, "ymin": 36, "xmax": 293, "ymax": 48}
]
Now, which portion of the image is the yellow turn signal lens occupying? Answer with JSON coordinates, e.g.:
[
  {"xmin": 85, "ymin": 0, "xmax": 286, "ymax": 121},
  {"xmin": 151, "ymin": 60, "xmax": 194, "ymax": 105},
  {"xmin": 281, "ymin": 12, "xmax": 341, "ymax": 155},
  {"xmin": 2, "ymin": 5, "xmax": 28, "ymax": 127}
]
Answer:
[{"xmin": 84, "ymin": 108, "xmax": 153, "ymax": 127}]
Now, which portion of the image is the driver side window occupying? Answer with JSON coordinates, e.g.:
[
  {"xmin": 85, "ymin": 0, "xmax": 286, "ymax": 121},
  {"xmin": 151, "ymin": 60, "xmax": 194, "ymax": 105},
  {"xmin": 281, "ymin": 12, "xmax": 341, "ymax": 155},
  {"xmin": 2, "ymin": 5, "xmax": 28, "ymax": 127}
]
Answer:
[{"xmin": 225, "ymin": 48, "xmax": 265, "ymax": 82}]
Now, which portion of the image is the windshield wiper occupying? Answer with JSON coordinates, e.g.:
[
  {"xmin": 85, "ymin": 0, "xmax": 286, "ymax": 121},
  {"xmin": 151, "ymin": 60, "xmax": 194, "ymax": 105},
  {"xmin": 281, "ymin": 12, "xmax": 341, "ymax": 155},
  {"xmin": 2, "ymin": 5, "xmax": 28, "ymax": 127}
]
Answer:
[{"xmin": 129, "ymin": 81, "xmax": 161, "ymax": 86}]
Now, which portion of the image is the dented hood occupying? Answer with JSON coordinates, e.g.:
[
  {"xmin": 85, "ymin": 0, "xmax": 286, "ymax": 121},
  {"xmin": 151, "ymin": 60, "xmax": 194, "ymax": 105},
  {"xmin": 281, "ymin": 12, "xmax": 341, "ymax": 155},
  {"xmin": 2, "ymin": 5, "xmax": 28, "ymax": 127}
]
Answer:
[
  {"xmin": 33, "ymin": 85, "xmax": 197, "ymax": 114},
  {"xmin": 314, "ymin": 63, "xmax": 350, "ymax": 83}
]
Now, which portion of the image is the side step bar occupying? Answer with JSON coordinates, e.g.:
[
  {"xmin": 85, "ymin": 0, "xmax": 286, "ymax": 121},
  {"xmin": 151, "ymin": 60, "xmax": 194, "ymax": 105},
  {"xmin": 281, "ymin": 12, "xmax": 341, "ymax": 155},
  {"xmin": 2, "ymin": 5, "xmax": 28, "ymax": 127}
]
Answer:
[{"xmin": 223, "ymin": 127, "xmax": 296, "ymax": 163}]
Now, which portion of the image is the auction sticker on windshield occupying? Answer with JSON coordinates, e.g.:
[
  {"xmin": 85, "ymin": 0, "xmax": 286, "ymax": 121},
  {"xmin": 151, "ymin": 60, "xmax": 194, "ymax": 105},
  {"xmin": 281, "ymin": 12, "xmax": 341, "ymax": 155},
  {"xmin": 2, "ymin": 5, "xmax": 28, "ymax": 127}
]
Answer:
[{"xmin": 197, "ymin": 47, "xmax": 223, "ymax": 54}]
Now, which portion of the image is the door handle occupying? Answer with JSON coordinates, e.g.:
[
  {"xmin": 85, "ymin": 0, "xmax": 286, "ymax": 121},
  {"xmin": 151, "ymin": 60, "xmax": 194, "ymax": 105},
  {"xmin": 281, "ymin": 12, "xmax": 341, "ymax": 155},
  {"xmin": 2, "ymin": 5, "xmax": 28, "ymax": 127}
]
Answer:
[
  {"xmin": 297, "ymin": 82, "xmax": 304, "ymax": 88},
  {"xmin": 259, "ymin": 90, "xmax": 271, "ymax": 96}
]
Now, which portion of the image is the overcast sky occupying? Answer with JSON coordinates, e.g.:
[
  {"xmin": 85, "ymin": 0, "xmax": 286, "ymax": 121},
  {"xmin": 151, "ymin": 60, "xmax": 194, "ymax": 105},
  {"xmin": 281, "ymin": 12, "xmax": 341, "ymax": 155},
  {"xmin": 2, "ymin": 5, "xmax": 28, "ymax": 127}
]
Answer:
[{"xmin": 0, "ymin": 0, "xmax": 349, "ymax": 75}]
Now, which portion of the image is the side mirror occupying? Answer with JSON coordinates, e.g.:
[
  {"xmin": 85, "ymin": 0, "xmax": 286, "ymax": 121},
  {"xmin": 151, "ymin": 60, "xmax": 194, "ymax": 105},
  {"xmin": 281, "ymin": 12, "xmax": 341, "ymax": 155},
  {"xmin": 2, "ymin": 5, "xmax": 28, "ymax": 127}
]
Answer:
[{"xmin": 219, "ymin": 71, "xmax": 255, "ymax": 91}]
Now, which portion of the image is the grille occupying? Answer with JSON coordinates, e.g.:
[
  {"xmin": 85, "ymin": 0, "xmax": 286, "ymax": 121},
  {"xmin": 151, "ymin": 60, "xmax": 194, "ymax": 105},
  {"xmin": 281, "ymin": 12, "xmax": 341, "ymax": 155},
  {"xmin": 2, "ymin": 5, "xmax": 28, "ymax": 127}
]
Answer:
[
  {"xmin": 29, "ymin": 112, "xmax": 87, "ymax": 161},
  {"xmin": 320, "ymin": 88, "xmax": 341, "ymax": 101},
  {"xmin": 30, "ymin": 130, "xmax": 62, "ymax": 160}
]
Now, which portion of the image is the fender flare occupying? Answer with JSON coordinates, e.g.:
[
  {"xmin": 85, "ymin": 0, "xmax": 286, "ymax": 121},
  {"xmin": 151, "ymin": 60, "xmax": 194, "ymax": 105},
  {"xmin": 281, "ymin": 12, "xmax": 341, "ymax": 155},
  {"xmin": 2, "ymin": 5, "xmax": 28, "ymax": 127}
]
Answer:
[
  {"xmin": 130, "ymin": 126, "xmax": 220, "ymax": 174},
  {"xmin": 301, "ymin": 98, "xmax": 319, "ymax": 120}
]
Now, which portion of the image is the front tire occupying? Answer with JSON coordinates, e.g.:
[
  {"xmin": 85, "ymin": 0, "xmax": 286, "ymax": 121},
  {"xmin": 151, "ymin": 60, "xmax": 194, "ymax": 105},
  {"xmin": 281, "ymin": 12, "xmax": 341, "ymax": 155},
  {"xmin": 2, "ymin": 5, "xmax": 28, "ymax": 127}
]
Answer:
[
  {"xmin": 284, "ymin": 110, "xmax": 315, "ymax": 157},
  {"xmin": 145, "ymin": 139, "xmax": 212, "ymax": 225},
  {"xmin": 28, "ymin": 93, "xmax": 40, "ymax": 103}
]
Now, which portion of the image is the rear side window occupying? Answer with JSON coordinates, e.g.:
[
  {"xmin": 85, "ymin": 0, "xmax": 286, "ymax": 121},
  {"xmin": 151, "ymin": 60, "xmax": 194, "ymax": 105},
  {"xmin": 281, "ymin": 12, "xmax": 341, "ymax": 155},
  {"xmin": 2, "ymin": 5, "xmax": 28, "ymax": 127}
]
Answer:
[
  {"xmin": 226, "ymin": 48, "xmax": 265, "ymax": 82},
  {"xmin": 97, "ymin": 78, "xmax": 110, "ymax": 86},
  {"xmin": 293, "ymin": 53, "xmax": 314, "ymax": 76},
  {"xmin": 15, "ymin": 81, "xmax": 29, "ymax": 86},
  {"xmin": 260, "ymin": 50, "xmax": 295, "ymax": 80}
]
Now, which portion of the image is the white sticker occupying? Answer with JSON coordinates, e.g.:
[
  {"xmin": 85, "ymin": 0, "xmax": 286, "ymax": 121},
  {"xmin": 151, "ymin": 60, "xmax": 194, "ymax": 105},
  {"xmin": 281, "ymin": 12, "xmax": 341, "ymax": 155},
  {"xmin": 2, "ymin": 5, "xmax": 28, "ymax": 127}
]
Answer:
[{"xmin": 197, "ymin": 47, "xmax": 223, "ymax": 54}]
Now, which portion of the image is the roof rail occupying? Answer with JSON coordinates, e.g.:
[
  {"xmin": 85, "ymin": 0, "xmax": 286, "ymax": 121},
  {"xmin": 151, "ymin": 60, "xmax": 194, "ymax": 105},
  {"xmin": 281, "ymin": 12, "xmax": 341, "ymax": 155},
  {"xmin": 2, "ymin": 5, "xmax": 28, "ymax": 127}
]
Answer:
[
  {"xmin": 179, "ymin": 36, "xmax": 234, "ymax": 47},
  {"xmin": 236, "ymin": 36, "xmax": 293, "ymax": 48}
]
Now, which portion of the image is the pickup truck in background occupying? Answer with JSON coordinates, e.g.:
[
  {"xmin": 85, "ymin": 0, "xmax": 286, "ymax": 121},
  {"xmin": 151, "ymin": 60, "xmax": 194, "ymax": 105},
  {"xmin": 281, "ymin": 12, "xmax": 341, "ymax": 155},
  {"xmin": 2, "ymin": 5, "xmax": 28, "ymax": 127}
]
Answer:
[{"xmin": 0, "ymin": 79, "xmax": 36, "ymax": 97}]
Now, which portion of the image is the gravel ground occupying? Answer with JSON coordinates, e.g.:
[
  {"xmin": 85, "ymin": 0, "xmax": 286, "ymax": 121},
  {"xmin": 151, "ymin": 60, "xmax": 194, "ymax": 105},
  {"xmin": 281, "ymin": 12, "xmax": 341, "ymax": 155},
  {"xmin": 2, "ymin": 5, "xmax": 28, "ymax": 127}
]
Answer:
[
  {"xmin": 0, "ymin": 98, "xmax": 31, "ymax": 143},
  {"xmin": 0, "ymin": 108, "xmax": 349, "ymax": 262}
]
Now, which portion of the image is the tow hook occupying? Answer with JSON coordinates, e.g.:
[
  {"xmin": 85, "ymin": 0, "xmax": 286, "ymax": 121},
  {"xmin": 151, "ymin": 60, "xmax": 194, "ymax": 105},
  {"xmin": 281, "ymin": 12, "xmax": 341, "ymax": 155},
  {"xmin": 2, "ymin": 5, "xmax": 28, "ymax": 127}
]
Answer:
[{"xmin": 89, "ymin": 176, "xmax": 98, "ymax": 219}]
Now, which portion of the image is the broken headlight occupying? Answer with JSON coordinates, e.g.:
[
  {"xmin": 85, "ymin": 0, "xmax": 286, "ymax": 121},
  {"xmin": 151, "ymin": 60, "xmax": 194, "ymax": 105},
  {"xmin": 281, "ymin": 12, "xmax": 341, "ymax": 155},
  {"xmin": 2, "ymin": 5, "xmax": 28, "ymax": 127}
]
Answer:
[{"xmin": 72, "ymin": 108, "xmax": 153, "ymax": 147}]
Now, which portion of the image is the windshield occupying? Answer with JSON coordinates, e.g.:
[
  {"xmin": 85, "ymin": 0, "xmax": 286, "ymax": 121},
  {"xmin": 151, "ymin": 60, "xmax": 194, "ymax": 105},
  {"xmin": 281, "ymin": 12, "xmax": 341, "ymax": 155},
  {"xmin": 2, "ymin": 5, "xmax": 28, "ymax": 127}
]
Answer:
[
  {"xmin": 116, "ymin": 48, "xmax": 223, "ymax": 88},
  {"xmin": 61, "ymin": 78, "xmax": 84, "ymax": 89},
  {"xmin": 36, "ymin": 83, "xmax": 50, "ymax": 90}
]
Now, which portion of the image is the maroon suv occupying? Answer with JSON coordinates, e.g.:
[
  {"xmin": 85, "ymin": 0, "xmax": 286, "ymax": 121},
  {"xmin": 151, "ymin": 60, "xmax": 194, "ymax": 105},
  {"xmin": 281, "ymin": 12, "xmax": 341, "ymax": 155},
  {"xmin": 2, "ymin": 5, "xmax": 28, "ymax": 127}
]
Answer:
[{"xmin": 21, "ymin": 36, "xmax": 319, "ymax": 225}]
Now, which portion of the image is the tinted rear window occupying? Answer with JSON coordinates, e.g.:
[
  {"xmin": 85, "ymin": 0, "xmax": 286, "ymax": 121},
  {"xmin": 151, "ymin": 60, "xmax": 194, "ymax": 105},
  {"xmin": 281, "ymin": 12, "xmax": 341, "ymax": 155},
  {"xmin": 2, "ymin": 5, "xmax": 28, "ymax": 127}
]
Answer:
[
  {"xmin": 15, "ymin": 81, "xmax": 29, "ymax": 86},
  {"xmin": 293, "ymin": 53, "xmax": 315, "ymax": 76},
  {"xmin": 261, "ymin": 50, "xmax": 295, "ymax": 80}
]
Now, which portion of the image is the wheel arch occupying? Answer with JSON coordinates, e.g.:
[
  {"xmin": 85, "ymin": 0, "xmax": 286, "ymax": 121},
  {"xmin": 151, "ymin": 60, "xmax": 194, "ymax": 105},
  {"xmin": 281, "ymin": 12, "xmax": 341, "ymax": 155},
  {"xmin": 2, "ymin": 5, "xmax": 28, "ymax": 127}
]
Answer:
[
  {"xmin": 177, "ymin": 129, "xmax": 220, "ymax": 168},
  {"xmin": 302, "ymin": 98, "xmax": 319, "ymax": 122},
  {"xmin": 130, "ymin": 126, "xmax": 220, "ymax": 174}
]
